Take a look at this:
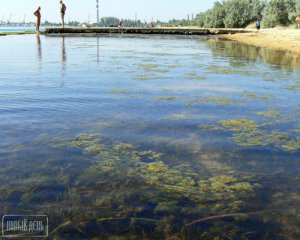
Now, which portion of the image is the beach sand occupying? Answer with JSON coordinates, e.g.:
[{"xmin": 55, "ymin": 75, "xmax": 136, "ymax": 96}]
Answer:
[{"xmin": 223, "ymin": 29, "xmax": 300, "ymax": 53}]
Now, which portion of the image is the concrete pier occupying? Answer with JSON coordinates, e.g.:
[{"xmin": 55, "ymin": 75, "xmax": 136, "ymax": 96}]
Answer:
[{"xmin": 45, "ymin": 27, "xmax": 253, "ymax": 36}]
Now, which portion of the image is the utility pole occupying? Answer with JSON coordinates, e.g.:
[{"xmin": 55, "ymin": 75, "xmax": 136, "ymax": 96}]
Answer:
[
  {"xmin": 7, "ymin": 14, "xmax": 12, "ymax": 25},
  {"xmin": 96, "ymin": 0, "xmax": 99, "ymax": 24}
]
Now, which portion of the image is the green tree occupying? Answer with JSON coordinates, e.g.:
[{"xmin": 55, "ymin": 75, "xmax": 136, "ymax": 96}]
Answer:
[{"xmin": 263, "ymin": 0, "xmax": 296, "ymax": 27}]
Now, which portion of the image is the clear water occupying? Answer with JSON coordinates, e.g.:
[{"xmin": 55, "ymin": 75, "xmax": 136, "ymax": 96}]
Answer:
[{"xmin": 0, "ymin": 34, "xmax": 299, "ymax": 239}]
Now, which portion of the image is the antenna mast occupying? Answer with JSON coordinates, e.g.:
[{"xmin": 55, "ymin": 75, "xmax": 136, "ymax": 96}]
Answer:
[{"xmin": 96, "ymin": 0, "xmax": 99, "ymax": 23}]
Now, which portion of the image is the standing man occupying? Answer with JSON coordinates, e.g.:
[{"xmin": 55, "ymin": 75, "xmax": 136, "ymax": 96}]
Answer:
[
  {"xmin": 295, "ymin": 13, "xmax": 300, "ymax": 29},
  {"xmin": 256, "ymin": 20, "xmax": 261, "ymax": 33},
  {"xmin": 34, "ymin": 7, "xmax": 41, "ymax": 33},
  {"xmin": 60, "ymin": 1, "xmax": 67, "ymax": 28}
]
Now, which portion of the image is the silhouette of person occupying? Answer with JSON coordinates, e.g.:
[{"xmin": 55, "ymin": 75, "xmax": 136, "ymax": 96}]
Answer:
[
  {"xmin": 34, "ymin": 7, "xmax": 41, "ymax": 33},
  {"xmin": 60, "ymin": 1, "xmax": 67, "ymax": 28}
]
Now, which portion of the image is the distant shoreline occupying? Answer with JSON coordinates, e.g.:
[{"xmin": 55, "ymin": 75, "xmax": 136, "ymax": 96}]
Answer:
[
  {"xmin": 2, "ymin": 27, "xmax": 300, "ymax": 54},
  {"xmin": 44, "ymin": 27, "xmax": 253, "ymax": 35}
]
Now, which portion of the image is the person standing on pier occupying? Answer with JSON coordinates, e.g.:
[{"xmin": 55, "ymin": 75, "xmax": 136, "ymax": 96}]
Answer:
[
  {"xmin": 60, "ymin": 1, "xmax": 67, "ymax": 28},
  {"xmin": 34, "ymin": 7, "xmax": 41, "ymax": 33}
]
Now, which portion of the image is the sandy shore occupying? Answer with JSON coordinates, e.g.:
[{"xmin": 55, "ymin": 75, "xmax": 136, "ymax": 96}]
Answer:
[{"xmin": 223, "ymin": 29, "xmax": 300, "ymax": 53}]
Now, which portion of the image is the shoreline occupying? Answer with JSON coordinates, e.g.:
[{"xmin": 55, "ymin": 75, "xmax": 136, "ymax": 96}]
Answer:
[
  {"xmin": 223, "ymin": 29, "xmax": 300, "ymax": 53},
  {"xmin": 2, "ymin": 28, "xmax": 300, "ymax": 55},
  {"xmin": 44, "ymin": 27, "xmax": 253, "ymax": 35},
  {"xmin": 0, "ymin": 31, "xmax": 38, "ymax": 36}
]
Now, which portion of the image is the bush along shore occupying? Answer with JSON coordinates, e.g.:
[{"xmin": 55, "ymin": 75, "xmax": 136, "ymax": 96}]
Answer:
[{"xmin": 194, "ymin": 0, "xmax": 300, "ymax": 28}]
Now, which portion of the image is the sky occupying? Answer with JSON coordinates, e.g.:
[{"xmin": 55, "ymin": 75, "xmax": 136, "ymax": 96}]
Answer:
[{"xmin": 1, "ymin": 0, "xmax": 215, "ymax": 23}]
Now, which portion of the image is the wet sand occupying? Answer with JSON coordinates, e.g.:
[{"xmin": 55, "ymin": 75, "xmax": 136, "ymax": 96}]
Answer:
[{"xmin": 223, "ymin": 29, "xmax": 300, "ymax": 53}]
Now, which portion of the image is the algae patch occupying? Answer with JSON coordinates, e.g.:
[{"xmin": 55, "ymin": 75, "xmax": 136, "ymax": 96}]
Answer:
[
  {"xmin": 185, "ymin": 71, "xmax": 206, "ymax": 80},
  {"xmin": 211, "ymin": 118, "xmax": 300, "ymax": 151},
  {"xmin": 241, "ymin": 93, "xmax": 273, "ymax": 100},
  {"xmin": 154, "ymin": 96, "xmax": 179, "ymax": 101},
  {"xmin": 138, "ymin": 63, "xmax": 169, "ymax": 73}
]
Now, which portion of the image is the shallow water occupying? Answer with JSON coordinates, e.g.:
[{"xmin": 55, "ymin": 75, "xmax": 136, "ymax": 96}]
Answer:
[
  {"xmin": 0, "ymin": 34, "xmax": 299, "ymax": 239},
  {"xmin": 0, "ymin": 27, "xmax": 42, "ymax": 32}
]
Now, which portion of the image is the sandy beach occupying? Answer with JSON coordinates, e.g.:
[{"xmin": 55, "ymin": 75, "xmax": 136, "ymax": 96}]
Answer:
[{"xmin": 223, "ymin": 29, "xmax": 300, "ymax": 53}]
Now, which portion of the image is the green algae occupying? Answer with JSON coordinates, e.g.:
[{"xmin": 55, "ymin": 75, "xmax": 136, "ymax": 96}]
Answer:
[
  {"xmin": 134, "ymin": 74, "xmax": 172, "ymax": 81},
  {"xmin": 281, "ymin": 139, "xmax": 300, "ymax": 151},
  {"xmin": 54, "ymin": 133, "xmax": 261, "ymax": 218},
  {"xmin": 165, "ymin": 64, "xmax": 181, "ymax": 69},
  {"xmin": 134, "ymin": 74, "xmax": 157, "ymax": 81},
  {"xmin": 241, "ymin": 93, "xmax": 273, "ymax": 100},
  {"xmin": 211, "ymin": 118, "xmax": 300, "ymax": 151},
  {"xmin": 185, "ymin": 71, "xmax": 206, "ymax": 80},
  {"xmin": 185, "ymin": 96, "xmax": 235, "ymax": 106},
  {"xmin": 110, "ymin": 88, "xmax": 142, "ymax": 98},
  {"xmin": 206, "ymin": 66, "xmax": 257, "ymax": 76},
  {"xmin": 287, "ymin": 82, "xmax": 300, "ymax": 90},
  {"xmin": 219, "ymin": 119, "xmax": 259, "ymax": 132},
  {"xmin": 154, "ymin": 96, "xmax": 179, "ymax": 101},
  {"xmin": 0, "ymin": 131, "xmax": 286, "ymax": 238},
  {"xmin": 138, "ymin": 63, "xmax": 169, "ymax": 73},
  {"xmin": 256, "ymin": 109, "xmax": 283, "ymax": 119},
  {"xmin": 204, "ymin": 97, "xmax": 233, "ymax": 106}
]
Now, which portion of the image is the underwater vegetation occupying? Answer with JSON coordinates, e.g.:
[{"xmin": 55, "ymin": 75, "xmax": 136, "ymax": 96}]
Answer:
[
  {"xmin": 211, "ymin": 117, "xmax": 300, "ymax": 151},
  {"xmin": 110, "ymin": 88, "xmax": 142, "ymax": 98},
  {"xmin": 202, "ymin": 97, "xmax": 234, "ymax": 106},
  {"xmin": 138, "ymin": 63, "xmax": 170, "ymax": 73},
  {"xmin": 241, "ymin": 93, "xmax": 273, "ymax": 100},
  {"xmin": 154, "ymin": 96, "xmax": 180, "ymax": 101},
  {"xmin": 39, "ymin": 133, "xmax": 267, "ymax": 238},
  {"xmin": 184, "ymin": 96, "xmax": 241, "ymax": 107},
  {"xmin": 184, "ymin": 71, "xmax": 206, "ymax": 80},
  {"xmin": 205, "ymin": 65, "xmax": 259, "ymax": 76}
]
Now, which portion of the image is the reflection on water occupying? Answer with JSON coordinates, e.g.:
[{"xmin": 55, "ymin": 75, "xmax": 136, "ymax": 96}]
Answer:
[
  {"xmin": 61, "ymin": 36, "xmax": 67, "ymax": 87},
  {"xmin": 207, "ymin": 38, "xmax": 300, "ymax": 70},
  {"xmin": 36, "ymin": 34, "xmax": 42, "ymax": 62},
  {"xmin": 0, "ymin": 34, "xmax": 299, "ymax": 239},
  {"xmin": 61, "ymin": 36, "xmax": 67, "ymax": 64},
  {"xmin": 97, "ymin": 37, "xmax": 100, "ymax": 64}
]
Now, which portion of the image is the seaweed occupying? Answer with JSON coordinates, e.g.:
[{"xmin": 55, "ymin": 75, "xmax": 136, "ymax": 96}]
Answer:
[
  {"xmin": 206, "ymin": 65, "xmax": 257, "ymax": 76},
  {"xmin": 154, "ymin": 96, "xmax": 179, "ymax": 101},
  {"xmin": 241, "ymin": 93, "xmax": 273, "ymax": 100},
  {"xmin": 211, "ymin": 118, "xmax": 300, "ymax": 151},
  {"xmin": 138, "ymin": 63, "xmax": 169, "ymax": 73},
  {"xmin": 185, "ymin": 71, "xmax": 206, "ymax": 80}
]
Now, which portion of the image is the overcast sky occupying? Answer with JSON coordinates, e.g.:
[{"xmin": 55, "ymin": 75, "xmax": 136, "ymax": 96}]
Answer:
[{"xmin": 1, "ymin": 0, "xmax": 215, "ymax": 23}]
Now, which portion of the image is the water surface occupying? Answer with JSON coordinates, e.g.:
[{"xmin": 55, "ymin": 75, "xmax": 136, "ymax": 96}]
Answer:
[{"xmin": 0, "ymin": 34, "xmax": 299, "ymax": 239}]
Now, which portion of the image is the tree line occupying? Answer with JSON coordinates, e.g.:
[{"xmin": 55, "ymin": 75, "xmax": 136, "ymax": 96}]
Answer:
[{"xmin": 194, "ymin": 0, "xmax": 300, "ymax": 28}]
